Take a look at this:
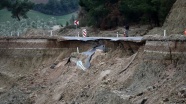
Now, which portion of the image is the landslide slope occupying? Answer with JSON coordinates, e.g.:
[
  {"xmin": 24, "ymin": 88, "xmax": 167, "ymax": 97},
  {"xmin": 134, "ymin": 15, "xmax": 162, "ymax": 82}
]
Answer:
[
  {"xmin": 0, "ymin": 38, "xmax": 186, "ymax": 104},
  {"xmin": 31, "ymin": 45, "xmax": 186, "ymax": 104}
]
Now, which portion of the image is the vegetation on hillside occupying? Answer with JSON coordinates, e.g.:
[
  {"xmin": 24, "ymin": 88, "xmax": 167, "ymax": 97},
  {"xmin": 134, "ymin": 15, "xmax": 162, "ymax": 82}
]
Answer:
[
  {"xmin": 0, "ymin": 9, "xmax": 77, "ymax": 25},
  {"xmin": 0, "ymin": 9, "xmax": 77, "ymax": 36},
  {"xmin": 0, "ymin": 0, "xmax": 34, "ymax": 21},
  {"xmin": 33, "ymin": 0, "xmax": 79, "ymax": 16},
  {"xmin": 31, "ymin": 0, "xmax": 48, "ymax": 4},
  {"xmin": 79, "ymin": 0, "xmax": 176, "ymax": 29}
]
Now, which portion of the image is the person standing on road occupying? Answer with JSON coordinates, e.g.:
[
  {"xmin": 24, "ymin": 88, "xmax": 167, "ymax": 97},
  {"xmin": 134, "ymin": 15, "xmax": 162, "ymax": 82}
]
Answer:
[{"xmin": 124, "ymin": 24, "xmax": 129, "ymax": 37}]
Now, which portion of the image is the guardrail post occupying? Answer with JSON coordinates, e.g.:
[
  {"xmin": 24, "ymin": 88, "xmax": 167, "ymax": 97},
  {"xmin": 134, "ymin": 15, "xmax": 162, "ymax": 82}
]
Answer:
[
  {"xmin": 77, "ymin": 47, "xmax": 79, "ymax": 53},
  {"xmin": 17, "ymin": 31, "xmax": 19, "ymax": 37},
  {"xmin": 164, "ymin": 30, "xmax": 166, "ymax": 37},
  {"xmin": 50, "ymin": 30, "xmax": 53, "ymax": 36}
]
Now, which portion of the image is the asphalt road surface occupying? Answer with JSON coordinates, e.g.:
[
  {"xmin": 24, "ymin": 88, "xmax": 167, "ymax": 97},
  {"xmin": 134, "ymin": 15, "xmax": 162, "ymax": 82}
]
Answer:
[{"xmin": 62, "ymin": 36, "xmax": 143, "ymax": 42}]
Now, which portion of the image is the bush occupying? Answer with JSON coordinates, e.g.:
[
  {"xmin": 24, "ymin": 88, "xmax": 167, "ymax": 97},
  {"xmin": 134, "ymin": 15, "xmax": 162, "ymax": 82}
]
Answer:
[
  {"xmin": 79, "ymin": 0, "xmax": 176, "ymax": 29},
  {"xmin": 0, "ymin": 17, "xmax": 58, "ymax": 36}
]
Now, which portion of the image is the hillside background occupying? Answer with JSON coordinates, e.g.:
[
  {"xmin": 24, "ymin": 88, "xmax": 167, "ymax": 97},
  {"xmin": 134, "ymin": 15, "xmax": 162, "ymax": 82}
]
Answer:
[
  {"xmin": 147, "ymin": 0, "xmax": 186, "ymax": 35},
  {"xmin": 0, "ymin": 0, "xmax": 79, "ymax": 36},
  {"xmin": 0, "ymin": 0, "xmax": 185, "ymax": 36},
  {"xmin": 78, "ymin": 0, "xmax": 176, "ymax": 30},
  {"xmin": 32, "ymin": 0, "xmax": 79, "ymax": 16},
  {"xmin": 31, "ymin": 0, "xmax": 48, "ymax": 4}
]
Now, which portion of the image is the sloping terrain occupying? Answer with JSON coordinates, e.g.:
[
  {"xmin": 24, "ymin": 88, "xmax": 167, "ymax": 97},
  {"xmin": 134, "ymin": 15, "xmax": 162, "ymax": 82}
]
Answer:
[
  {"xmin": 148, "ymin": 0, "xmax": 186, "ymax": 35},
  {"xmin": 0, "ymin": 37, "xmax": 185, "ymax": 104},
  {"xmin": 29, "ymin": 41, "xmax": 186, "ymax": 104},
  {"xmin": 0, "ymin": 0, "xmax": 186, "ymax": 103}
]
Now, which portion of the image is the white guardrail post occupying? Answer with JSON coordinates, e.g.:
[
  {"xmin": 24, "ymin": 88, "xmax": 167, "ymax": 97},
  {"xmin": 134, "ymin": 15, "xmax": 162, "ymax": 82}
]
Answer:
[
  {"xmin": 164, "ymin": 30, "xmax": 166, "ymax": 37},
  {"xmin": 77, "ymin": 47, "xmax": 79, "ymax": 53},
  {"xmin": 50, "ymin": 30, "xmax": 53, "ymax": 36},
  {"xmin": 17, "ymin": 31, "xmax": 19, "ymax": 37}
]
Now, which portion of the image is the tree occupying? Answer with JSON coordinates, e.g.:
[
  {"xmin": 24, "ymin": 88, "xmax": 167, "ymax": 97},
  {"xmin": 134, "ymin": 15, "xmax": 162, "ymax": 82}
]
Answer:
[
  {"xmin": 0, "ymin": 0, "xmax": 34, "ymax": 21},
  {"xmin": 70, "ymin": 14, "xmax": 76, "ymax": 25},
  {"xmin": 79, "ymin": 0, "xmax": 176, "ymax": 29},
  {"xmin": 66, "ymin": 21, "xmax": 69, "ymax": 26},
  {"xmin": 79, "ymin": 0, "xmax": 122, "ymax": 29},
  {"xmin": 120, "ymin": 0, "xmax": 176, "ymax": 26},
  {"xmin": 33, "ymin": 0, "xmax": 79, "ymax": 16},
  {"xmin": 0, "ymin": 0, "xmax": 11, "ymax": 9}
]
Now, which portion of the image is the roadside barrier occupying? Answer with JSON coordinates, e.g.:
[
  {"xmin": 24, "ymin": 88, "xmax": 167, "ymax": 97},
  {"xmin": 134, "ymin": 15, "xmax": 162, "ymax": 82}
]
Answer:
[{"xmin": 82, "ymin": 29, "xmax": 87, "ymax": 37}]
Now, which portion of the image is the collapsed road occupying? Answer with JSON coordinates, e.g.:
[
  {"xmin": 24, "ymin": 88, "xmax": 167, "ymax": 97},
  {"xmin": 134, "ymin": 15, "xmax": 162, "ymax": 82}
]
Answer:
[
  {"xmin": 0, "ymin": 35, "xmax": 186, "ymax": 104},
  {"xmin": 65, "ymin": 45, "xmax": 106, "ymax": 70}
]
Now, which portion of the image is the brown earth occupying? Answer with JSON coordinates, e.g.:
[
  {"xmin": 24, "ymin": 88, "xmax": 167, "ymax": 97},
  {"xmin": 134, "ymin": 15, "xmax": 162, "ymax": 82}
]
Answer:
[
  {"xmin": 0, "ymin": 36, "xmax": 186, "ymax": 104},
  {"xmin": 0, "ymin": 0, "xmax": 186, "ymax": 103}
]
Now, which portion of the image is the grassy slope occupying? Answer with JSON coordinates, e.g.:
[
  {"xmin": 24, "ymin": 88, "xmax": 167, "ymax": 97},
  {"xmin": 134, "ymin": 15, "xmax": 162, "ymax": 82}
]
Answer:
[{"xmin": 0, "ymin": 9, "xmax": 77, "ymax": 25}]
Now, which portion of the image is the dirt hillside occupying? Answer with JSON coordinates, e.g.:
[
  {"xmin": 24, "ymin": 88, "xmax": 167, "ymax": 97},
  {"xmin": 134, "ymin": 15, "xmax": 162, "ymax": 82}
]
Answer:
[
  {"xmin": 0, "ymin": 0, "xmax": 186, "ymax": 103},
  {"xmin": 0, "ymin": 37, "xmax": 186, "ymax": 104},
  {"xmin": 30, "ymin": 43, "xmax": 186, "ymax": 104},
  {"xmin": 148, "ymin": 0, "xmax": 186, "ymax": 35}
]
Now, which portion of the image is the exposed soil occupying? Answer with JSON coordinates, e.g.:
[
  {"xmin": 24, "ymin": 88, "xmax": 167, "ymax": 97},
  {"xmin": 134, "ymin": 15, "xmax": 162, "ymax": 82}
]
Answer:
[
  {"xmin": 0, "ymin": 0, "xmax": 186, "ymax": 104},
  {"xmin": 0, "ymin": 38, "xmax": 186, "ymax": 104}
]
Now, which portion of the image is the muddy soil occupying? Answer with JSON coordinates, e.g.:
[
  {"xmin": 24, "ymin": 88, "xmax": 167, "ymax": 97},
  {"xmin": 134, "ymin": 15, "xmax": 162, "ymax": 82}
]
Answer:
[
  {"xmin": 0, "ymin": 41, "xmax": 185, "ymax": 104},
  {"xmin": 0, "ymin": 0, "xmax": 186, "ymax": 102}
]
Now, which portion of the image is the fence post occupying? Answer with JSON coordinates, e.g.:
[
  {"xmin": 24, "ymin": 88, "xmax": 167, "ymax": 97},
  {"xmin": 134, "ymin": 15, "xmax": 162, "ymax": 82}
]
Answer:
[
  {"xmin": 77, "ymin": 47, "xmax": 79, "ymax": 53},
  {"xmin": 17, "ymin": 31, "xmax": 19, "ymax": 37},
  {"xmin": 164, "ymin": 30, "xmax": 166, "ymax": 37},
  {"xmin": 50, "ymin": 30, "xmax": 53, "ymax": 36}
]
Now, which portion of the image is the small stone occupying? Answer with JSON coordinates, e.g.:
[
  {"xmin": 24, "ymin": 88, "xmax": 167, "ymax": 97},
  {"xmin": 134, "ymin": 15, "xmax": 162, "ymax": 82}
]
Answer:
[
  {"xmin": 178, "ymin": 90, "xmax": 186, "ymax": 98},
  {"xmin": 163, "ymin": 98, "xmax": 169, "ymax": 102},
  {"xmin": 141, "ymin": 98, "xmax": 147, "ymax": 104},
  {"xmin": 178, "ymin": 86, "xmax": 186, "ymax": 98},
  {"xmin": 147, "ymin": 86, "xmax": 153, "ymax": 91},
  {"xmin": 137, "ymin": 92, "xmax": 143, "ymax": 96}
]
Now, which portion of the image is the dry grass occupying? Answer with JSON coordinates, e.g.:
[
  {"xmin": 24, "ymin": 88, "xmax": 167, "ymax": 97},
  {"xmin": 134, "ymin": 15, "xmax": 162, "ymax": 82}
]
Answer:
[{"xmin": 143, "ymin": 34, "xmax": 186, "ymax": 41}]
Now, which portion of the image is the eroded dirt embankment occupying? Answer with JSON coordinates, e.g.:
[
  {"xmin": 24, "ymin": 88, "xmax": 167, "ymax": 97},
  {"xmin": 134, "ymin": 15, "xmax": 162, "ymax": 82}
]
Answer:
[{"xmin": 0, "ymin": 37, "xmax": 186, "ymax": 104}]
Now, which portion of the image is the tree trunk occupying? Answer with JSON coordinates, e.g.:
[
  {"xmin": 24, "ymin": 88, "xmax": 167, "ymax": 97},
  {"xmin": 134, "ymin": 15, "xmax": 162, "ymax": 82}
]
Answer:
[
  {"xmin": 16, "ymin": 14, "xmax": 20, "ymax": 21},
  {"xmin": 152, "ymin": 11, "xmax": 160, "ymax": 27}
]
